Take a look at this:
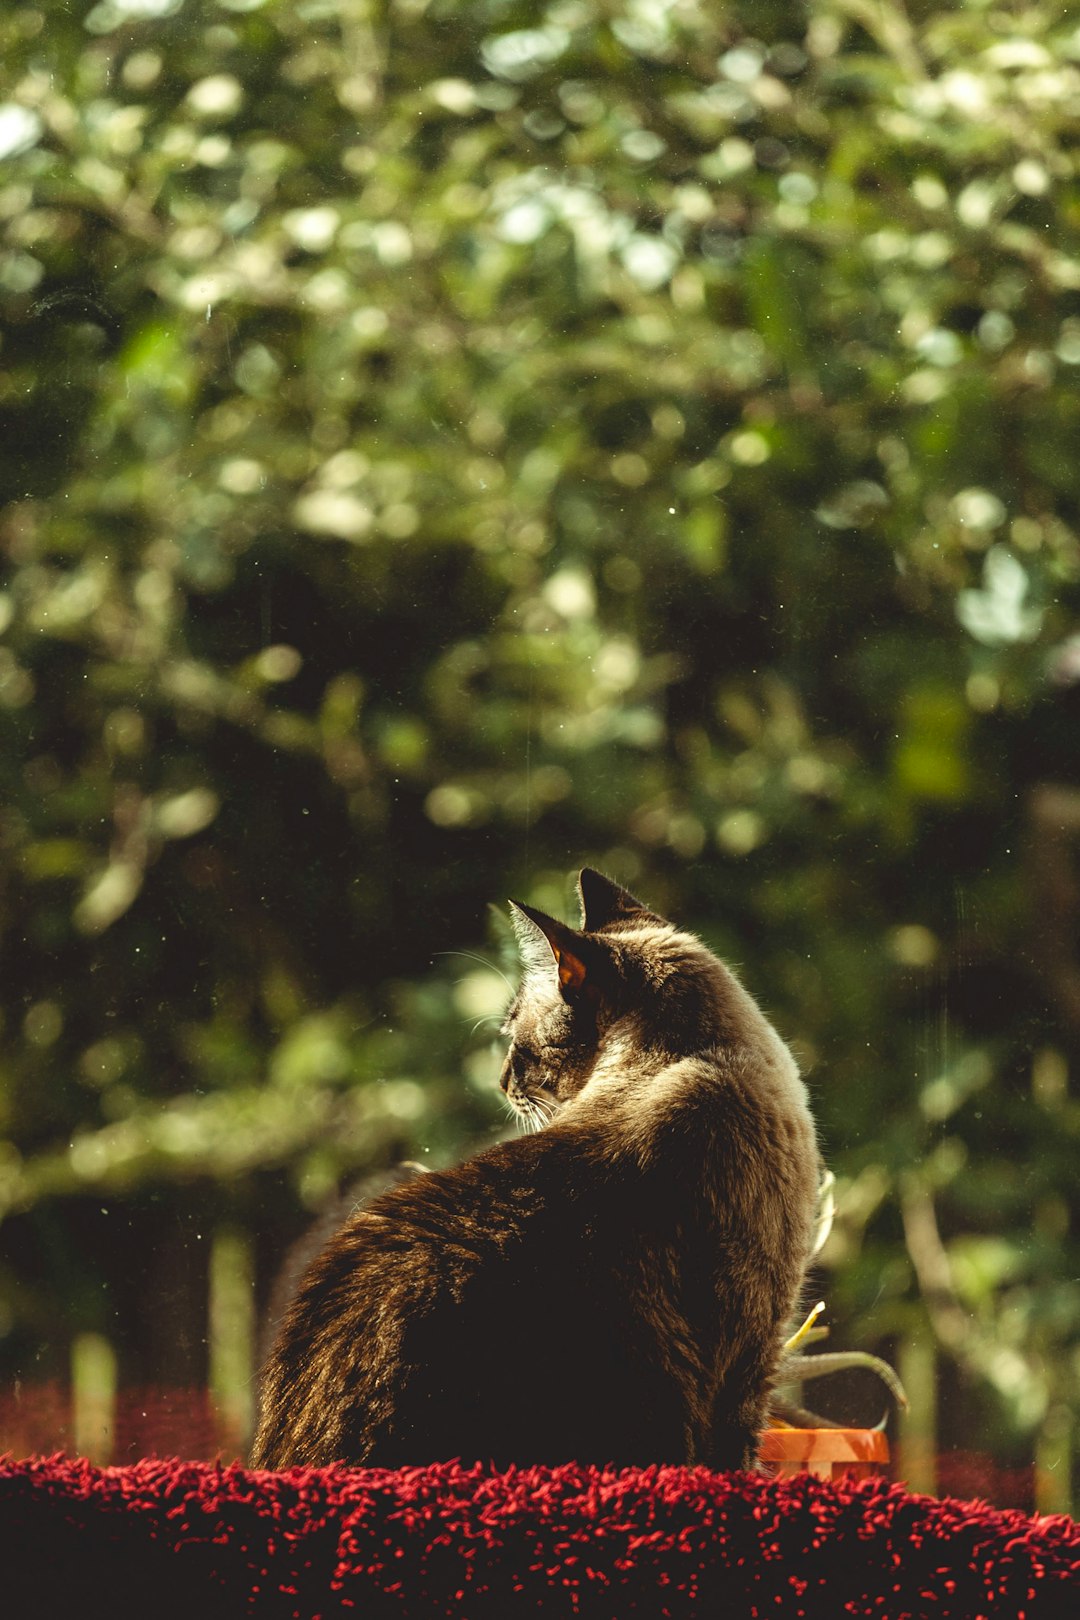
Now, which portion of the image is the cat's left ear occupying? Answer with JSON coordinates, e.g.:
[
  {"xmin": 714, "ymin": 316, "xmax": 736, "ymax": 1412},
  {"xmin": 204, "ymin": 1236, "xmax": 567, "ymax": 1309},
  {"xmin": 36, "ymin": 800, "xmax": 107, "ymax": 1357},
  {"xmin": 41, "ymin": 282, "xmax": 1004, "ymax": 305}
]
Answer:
[{"xmin": 509, "ymin": 899, "xmax": 594, "ymax": 996}]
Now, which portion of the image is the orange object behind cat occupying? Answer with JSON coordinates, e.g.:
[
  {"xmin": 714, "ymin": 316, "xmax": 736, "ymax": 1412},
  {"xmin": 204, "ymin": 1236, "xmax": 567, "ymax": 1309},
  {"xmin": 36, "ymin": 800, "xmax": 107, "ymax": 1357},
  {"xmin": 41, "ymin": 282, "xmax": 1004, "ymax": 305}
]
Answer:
[{"xmin": 759, "ymin": 1426, "xmax": 890, "ymax": 1481}]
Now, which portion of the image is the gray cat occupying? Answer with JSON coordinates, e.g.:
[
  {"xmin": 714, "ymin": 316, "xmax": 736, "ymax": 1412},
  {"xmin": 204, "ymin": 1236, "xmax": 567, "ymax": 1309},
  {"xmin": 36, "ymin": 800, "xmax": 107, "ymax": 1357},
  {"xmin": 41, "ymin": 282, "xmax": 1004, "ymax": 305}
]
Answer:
[{"xmin": 251, "ymin": 869, "xmax": 820, "ymax": 1471}]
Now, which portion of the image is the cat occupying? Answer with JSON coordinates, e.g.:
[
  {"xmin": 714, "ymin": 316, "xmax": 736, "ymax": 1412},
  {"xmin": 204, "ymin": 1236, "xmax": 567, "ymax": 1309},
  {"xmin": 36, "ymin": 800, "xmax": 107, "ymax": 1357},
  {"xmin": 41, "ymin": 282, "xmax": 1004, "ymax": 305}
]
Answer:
[{"xmin": 250, "ymin": 869, "xmax": 820, "ymax": 1472}]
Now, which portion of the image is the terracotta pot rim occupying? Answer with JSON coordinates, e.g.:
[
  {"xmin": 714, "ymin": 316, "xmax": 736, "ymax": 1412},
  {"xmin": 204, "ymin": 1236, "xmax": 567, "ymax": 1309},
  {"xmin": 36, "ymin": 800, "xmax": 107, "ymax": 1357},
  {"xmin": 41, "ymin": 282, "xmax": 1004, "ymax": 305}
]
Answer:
[{"xmin": 759, "ymin": 1426, "xmax": 890, "ymax": 1464}]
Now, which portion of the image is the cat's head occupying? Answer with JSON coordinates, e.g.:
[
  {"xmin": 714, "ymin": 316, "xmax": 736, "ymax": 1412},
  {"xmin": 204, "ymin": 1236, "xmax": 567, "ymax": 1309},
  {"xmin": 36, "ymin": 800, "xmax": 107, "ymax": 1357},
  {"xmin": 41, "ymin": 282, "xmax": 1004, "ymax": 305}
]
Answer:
[{"xmin": 498, "ymin": 868, "xmax": 669, "ymax": 1130}]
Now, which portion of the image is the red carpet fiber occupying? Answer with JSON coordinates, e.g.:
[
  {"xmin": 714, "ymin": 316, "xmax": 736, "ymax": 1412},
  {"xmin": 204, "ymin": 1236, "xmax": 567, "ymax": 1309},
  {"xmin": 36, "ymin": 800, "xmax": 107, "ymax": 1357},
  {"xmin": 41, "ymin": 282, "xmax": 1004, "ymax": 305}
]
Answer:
[{"xmin": 1, "ymin": 1454, "xmax": 1077, "ymax": 1619}]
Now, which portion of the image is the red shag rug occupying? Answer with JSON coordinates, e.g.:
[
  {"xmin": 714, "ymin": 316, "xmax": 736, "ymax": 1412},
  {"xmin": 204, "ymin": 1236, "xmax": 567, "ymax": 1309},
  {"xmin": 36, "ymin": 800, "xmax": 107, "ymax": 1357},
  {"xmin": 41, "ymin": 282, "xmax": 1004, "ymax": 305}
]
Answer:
[{"xmin": 1, "ymin": 1455, "xmax": 1076, "ymax": 1620}]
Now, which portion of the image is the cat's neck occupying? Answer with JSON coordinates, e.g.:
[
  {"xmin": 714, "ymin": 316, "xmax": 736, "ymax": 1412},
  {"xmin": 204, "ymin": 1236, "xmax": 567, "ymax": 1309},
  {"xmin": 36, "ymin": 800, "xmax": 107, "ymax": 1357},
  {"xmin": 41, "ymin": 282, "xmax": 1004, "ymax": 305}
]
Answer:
[
  {"xmin": 606, "ymin": 936, "xmax": 787, "ymax": 1063},
  {"xmin": 560, "ymin": 959, "xmax": 805, "ymax": 1150}
]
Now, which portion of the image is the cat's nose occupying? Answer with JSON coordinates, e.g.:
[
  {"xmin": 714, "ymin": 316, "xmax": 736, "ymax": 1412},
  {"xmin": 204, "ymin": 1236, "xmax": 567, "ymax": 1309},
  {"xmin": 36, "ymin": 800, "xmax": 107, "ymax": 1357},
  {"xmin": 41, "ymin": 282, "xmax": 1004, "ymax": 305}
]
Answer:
[{"xmin": 498, "ymin": 1055, "xmax": 512, "ymax": 1092}]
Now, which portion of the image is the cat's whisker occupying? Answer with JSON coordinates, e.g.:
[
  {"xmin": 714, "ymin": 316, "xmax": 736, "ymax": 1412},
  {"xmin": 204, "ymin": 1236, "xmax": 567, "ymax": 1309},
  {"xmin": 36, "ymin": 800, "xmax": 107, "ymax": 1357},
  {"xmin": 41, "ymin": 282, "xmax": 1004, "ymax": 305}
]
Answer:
[
  {"xmin": 505, "ymin": 1104, "xmax": 530, "ymax": 1138},
  {"xmin": 433, "ymin": 949, "xmax": 516, "ymax": 998}
]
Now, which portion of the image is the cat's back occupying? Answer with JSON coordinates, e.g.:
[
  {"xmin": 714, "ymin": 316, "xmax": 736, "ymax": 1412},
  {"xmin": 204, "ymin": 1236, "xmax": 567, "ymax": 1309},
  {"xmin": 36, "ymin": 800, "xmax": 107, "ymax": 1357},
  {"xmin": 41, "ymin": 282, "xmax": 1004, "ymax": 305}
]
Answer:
[{"xmin": 253, "ymin": 1130, "xmax": 649, "ymax": 1468}]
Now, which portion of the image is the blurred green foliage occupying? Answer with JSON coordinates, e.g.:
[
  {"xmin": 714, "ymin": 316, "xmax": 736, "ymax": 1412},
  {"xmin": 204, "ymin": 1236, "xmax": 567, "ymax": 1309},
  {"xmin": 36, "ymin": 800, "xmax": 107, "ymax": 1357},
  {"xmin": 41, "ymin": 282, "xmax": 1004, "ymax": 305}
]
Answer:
[{"xmin": 1, "ymin": 0, "xmax": 1079, "ymax": 1490}]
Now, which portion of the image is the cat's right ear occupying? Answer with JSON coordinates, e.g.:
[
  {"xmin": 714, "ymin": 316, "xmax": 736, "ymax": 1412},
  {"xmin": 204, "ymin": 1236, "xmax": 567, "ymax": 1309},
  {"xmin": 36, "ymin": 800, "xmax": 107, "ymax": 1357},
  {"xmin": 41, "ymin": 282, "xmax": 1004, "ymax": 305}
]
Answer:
[
  {"xmin": 509, "ymin": 900, "xmax": 595, "ymax": 998},
  {"xmin": 577, "ymin": 868, "xmax": 660, "ymax": 931}
]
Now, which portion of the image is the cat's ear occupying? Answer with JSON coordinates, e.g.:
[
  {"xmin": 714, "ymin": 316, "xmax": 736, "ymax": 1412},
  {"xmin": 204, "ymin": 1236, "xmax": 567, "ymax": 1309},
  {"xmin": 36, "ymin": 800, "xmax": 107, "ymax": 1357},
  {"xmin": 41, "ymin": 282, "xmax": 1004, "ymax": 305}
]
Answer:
[
  {"xmin": 577, "ymin": 868, "xmax": 658, "ymax": 931},
  {"xmin": 509, "ymin": 900, "xmax": 594, "ymax": 995}
]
